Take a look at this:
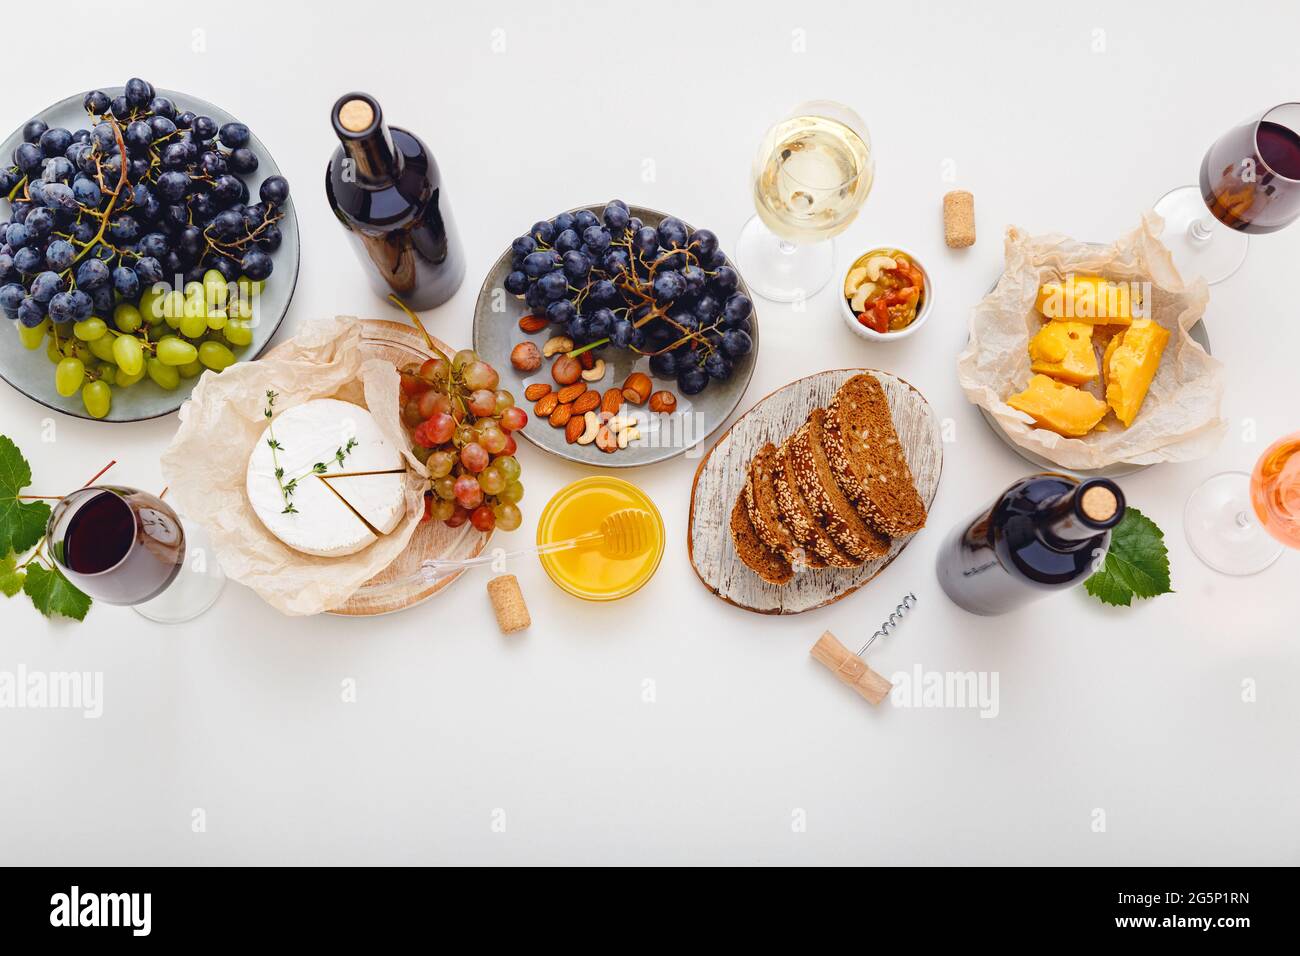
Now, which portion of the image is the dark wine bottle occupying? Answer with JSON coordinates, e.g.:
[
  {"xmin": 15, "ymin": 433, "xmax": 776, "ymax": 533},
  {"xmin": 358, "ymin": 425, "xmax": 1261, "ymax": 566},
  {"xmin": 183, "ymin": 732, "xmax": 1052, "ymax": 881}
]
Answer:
[
  {"xmin": 937, "ymin": 473, "xmax": 1125, "ymax": 616},
  {"xmin": 325, "ymin": 92, "xmax": 466, "ymax": 309}
]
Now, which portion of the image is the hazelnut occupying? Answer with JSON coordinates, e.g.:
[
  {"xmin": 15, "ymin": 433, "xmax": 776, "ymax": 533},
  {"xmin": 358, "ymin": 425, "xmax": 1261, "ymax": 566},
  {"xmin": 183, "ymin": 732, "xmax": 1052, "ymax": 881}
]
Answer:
[
  {"xmin": 551, "ymin": 354, "xmax": 582, "ymax": 386},
  {"xmin": 511, "ymin": 341, "xmax": 542, "ymax": 372}
]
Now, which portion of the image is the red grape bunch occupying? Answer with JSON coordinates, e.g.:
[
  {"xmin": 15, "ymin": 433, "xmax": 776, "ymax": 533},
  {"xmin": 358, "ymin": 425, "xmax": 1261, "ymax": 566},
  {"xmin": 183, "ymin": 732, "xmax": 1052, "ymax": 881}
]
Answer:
[{"xmin": 399, "ymin": 347, "xmax": 525, "ymax": 533}]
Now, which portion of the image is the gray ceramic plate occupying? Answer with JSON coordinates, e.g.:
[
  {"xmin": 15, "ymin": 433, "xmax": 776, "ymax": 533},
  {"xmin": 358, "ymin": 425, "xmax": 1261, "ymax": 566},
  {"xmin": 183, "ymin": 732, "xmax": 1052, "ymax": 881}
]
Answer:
[
  {"xmin": 472, "ymin": 204, "xmax": 758, "ymax": 467},
  {"xmin": 0, "ymin": 86, "xmax": 299, "ymax": 422},
  {"xmin": 974, "ymin": 268, "xmax": 1211, "ymax": 478}
]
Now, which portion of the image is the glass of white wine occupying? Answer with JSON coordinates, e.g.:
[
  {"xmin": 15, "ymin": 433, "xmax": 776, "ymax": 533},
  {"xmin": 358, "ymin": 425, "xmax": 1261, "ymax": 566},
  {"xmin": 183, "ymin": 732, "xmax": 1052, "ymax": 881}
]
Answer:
[{"xmin": 736, "ymin": 101, "xmax": 874, "ymax": 302}]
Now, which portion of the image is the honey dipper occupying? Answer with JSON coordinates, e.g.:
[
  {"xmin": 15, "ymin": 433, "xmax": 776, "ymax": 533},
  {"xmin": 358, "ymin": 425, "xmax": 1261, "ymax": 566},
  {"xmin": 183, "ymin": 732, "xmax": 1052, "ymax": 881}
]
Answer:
[{"xmin": 357, "ymin": 508, "xmax": 656, "ymax": 596}]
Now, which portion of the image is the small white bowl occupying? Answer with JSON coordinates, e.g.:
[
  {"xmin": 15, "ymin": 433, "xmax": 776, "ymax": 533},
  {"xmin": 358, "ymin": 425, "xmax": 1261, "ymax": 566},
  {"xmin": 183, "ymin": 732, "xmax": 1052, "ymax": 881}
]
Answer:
[{"xmin": 839, "ymin": 247, "xmax": 934, "ymax": 342}]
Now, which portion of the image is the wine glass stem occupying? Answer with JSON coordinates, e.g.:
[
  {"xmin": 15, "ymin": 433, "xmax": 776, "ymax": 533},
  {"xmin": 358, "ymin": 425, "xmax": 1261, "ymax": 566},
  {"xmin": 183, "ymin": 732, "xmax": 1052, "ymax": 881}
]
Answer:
[
  {"xmin": 1188, "ymin": 217, "xmax": 1215, "ymax": 243},
  {"xmin": 1236, "ymin": 510, "xmax": 1253, "ymax": 529},
  {"xmin": 778, "ymin": 239, "xmax": 796, "ymax": 255}
]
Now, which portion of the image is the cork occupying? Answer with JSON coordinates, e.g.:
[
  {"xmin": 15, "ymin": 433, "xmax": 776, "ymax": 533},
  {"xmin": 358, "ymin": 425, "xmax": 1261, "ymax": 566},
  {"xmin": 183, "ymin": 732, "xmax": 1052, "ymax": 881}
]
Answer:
[
  {"xmin": 809, "ymin": 631, "xmax": 893, "ymax": 705},
  {"xmin": 943, "ymin": 190, "xmax": 975, "ymax": 248},
  {"xmin": 1081, "ymin": 485, "xmax": 1119, "ymax": 522},
  {"xmin": 337, "ymin": 99, "xmax": 375, "ymax": 133},
  {"xmin": 487, "ymin": 575, "xmax": 530, "ymax": 634}
]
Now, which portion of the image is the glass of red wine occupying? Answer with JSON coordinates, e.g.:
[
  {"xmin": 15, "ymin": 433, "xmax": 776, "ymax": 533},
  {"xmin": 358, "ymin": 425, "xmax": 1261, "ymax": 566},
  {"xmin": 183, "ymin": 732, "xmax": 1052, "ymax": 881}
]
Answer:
[
  {"xmin": 45, "ymin": 486, "xmax": 225, "ymax": 624},
  {"xmin": 1154, "ymin": 103, "xmax": 1300, "ymax": 283}
]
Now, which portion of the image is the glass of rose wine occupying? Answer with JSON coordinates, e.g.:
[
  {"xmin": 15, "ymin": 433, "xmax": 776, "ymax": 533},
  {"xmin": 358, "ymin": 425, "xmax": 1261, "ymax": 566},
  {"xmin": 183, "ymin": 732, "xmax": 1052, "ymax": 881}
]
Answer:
[
  {"xmin": 1184, "ymin": 433, "xmax": 1300, "ymax": 575},
  {"xmin": 45, "ymin": 486, "xmax": 225, "ymax": 623},
  {"xmin": 735, "ymin": 101, "xmax": 874, "ymax": 302},
  {"xmin": 1154, "ymin": 103, "xmax": 1300, "ymax": 284}
]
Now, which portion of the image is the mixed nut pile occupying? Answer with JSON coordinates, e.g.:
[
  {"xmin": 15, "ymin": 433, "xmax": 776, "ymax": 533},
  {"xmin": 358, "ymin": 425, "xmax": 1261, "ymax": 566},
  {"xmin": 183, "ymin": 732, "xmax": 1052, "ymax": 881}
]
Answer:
[{"xmin": 511, "ymin": 315, "xmax": 678, "ymax": 454}]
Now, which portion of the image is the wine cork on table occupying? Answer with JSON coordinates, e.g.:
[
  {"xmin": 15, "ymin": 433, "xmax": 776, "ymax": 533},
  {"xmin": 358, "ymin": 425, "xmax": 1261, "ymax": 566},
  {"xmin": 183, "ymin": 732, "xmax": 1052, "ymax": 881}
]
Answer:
[
  {"xmin": 487, "ymin": 575, "xmax": 530, "ymax": 634},
  {"xmin": 943, "ymin": 190, "xmax": 976, "ymax": 248},
  {"xmin": 809, "ymin": 631, "xmax": 893, "ymax": 705}
]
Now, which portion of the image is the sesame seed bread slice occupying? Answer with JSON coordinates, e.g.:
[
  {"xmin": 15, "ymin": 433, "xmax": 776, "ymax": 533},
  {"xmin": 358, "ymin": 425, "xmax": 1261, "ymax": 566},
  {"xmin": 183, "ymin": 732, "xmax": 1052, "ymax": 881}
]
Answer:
[
  {"xmin": 823, "ymin": 373, "xmax": 927, "ymax": 538},
  {"xmin": 743, "ymin": 443, "xmax": 826, "ymax": 570},
  {"xmin": 729, "ymin": 487, "xmax": 793, "ymax": 585},
  {"xmin": 771, "ymin": 436, "xmax": 856, "ymax": 569},
  {"xmin": 790, "ymin": 409, "xmax": 891, "ymax": 563}
]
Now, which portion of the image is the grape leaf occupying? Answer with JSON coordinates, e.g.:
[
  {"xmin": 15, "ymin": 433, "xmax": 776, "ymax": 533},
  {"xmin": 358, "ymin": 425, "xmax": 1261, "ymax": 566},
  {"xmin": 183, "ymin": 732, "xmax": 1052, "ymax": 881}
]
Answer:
[
  {"xmin": 22, "ymin": 564, "xmax": 92, "ymax": 621},
  {"xmin": 1085, "ymin": 507, "xmax": 1173, "ymax": 607},
  {"xmin": 0, "ymin": 435, "xmax": 51, "ymax": 556},
  {"xmin": 0, "ymin": 552, "xmax": 25, "ymax": 597}
]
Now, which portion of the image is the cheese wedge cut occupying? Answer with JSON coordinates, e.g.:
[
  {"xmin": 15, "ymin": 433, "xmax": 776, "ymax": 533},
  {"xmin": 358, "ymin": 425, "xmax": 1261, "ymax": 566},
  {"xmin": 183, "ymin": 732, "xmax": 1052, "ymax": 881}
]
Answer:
[
  {"xmin": 320, "ymin": 472, "xmax": 407, "ymax": 535},
  {"xmin": 246, "ymin": 398, "xmax": 405, "ymax": 557}
]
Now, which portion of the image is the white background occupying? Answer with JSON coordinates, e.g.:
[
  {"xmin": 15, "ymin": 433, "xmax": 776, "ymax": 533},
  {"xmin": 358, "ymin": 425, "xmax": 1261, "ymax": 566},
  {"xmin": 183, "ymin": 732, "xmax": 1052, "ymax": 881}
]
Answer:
[{"xmin": 1, "ymin": 0, "xmax": 1297, "ymax": 866}]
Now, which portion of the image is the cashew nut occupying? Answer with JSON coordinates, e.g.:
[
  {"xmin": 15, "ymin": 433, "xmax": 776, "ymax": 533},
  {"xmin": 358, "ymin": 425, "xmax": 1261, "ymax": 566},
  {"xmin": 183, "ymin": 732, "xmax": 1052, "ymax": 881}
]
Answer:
[
  {"xmin": 606, "ymin": 413, "xmax": 637, "ymax": 433},
  {"xmin": 616, "ymin": 425, "xmax": 640, "ymax": 449},
  {"xmin": 542, "ymin": 335, "xmax": 574, "ymax": 358},
  {"xmin": 849, "ymin": 282, "xmax": 877, "ymax": 313},
  {"xmin": 576, "ymin": 411, "xmax": 600, "ymax": 445},
  {"xmin": 580, "ymin": 358, "xmax": 606, "ymax": 382},
  {"xmin": 863, "ymin": 255, "xmax": 897, "ymax": 282}
]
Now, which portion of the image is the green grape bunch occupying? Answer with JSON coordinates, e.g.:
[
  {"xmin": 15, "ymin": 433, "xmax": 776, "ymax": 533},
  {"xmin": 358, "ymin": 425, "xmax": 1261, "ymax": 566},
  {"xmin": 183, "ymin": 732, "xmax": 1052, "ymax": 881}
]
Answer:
[{"xmin": 0, "ymin": 77, "xmax": 291, "ymax": 418}]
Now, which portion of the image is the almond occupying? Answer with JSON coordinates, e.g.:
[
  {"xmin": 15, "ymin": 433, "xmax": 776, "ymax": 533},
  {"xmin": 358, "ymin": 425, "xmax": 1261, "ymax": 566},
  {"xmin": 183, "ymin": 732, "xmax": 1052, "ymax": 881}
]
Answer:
[
  {"xmin": 534, "ymin": 393, "xmax": 559, "ymax": 417},
  {"xmin": 595, "ymin": 425, "xmax": 619, "ymax": 453},
  {"xmin": 601, "ymin": 388, "xmax": 623, "ymax": 416},
  {"xmin": 524, "ymin": 383, "xmax": 553, "ymax": 402},
  {"xmin": 622, "ymin": 371, "xmax": 652, "ymax": 405},
  {"xmin": 572, "ymin": 390, "xmax": 600, "ymax": 415},
  {"xmin": 549, "ymin": 403, "xmax": 573, "ymax": 428},
  {"xmin": 556, "ymin": 383, "xmax": 587, "ymax": 404},
  {"xmin": 552, "ymin": 354, "xmax": 582, "ymax": 386},
  {"xmin": 648, "ymin": 390, "xmax": 677, "ymax": 414},
  {"xmin": 565, "ymin": 415, "xmax": 585, "ymax": 443},
  {"xmin": 518, "ymin": 314, "xmax": 548, "ymax": 333}
]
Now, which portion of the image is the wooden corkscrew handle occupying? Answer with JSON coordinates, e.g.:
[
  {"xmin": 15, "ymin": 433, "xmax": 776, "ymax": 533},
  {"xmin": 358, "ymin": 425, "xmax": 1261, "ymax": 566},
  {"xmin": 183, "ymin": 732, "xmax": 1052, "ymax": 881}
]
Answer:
[{"xmin": 809, "ymin": 631, "xmax": 893, "ymax": 705}]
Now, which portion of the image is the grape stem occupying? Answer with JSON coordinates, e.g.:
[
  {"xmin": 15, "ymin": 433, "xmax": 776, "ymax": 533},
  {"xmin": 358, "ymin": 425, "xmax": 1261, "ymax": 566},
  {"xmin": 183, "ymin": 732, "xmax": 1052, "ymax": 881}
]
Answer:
[
  {"xmin": 387, "ymin": 294, "xmax": 451, "ymax": 364},
  {"xmin": 73, "ymin": 121, "xmax": 129, "ymax": 264}
]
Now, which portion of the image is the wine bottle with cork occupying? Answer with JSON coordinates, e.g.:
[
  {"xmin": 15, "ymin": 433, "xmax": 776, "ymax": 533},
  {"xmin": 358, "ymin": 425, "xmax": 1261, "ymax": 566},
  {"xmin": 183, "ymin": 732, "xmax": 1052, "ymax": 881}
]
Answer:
[
  {"xmin": 937, "ymin": 474, "xmax": 1125, "ymax": 615},
  {"xmin": 325, "ymin": 92, "xmax": 466, "ymax": 310}
]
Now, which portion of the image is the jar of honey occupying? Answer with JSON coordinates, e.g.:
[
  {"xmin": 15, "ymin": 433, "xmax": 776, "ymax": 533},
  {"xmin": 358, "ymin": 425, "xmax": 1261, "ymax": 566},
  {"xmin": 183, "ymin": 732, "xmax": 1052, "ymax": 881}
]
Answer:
[{"xmin": 536, "ymin": 476, "xmax": 665, "ymax": 601}]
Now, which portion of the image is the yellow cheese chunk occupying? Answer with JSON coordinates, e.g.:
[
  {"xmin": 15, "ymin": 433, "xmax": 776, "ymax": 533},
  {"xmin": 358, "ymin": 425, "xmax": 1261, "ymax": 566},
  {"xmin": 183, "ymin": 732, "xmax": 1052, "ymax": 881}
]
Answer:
[
  {"xmin": 1035, "ymin": 275, "xmax": 1137, "ymax": 326},
  {"xmin": 1104, "ymin": 318, "xmax": 1170, "ymax": 427},
  {"xmin": 1028, "ymin": 321, "xmax": 1098, "ymax": 385},
  {"xmin": 1007, "ymin": 374, "xmax": 1110, "ymax": 438}
]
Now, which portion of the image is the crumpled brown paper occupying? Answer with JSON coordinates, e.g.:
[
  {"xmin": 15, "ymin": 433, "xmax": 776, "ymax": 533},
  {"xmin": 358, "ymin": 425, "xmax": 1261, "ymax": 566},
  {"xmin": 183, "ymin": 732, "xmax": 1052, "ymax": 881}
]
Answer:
[
  {"xmin": 957, "ymin": 214, "xmax": 1226, "ymax": 470},
  {"xmin": 160, "ymin": 316, "xmax": 428, "ymax": 615}
]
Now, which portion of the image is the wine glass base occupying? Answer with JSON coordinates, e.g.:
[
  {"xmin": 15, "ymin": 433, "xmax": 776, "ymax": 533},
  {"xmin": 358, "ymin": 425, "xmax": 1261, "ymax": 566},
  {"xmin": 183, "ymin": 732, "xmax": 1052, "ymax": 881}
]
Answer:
[
  {"xmin": 1184, "ymin": 471, "xmax": 1284, "ymax": 576},
  {"xmin": 1153, "ymin": 185, "xmax": 1249, "ymax": 285},
  {"xmin": 733, "ymin": 215, "xmax": 835, "ymax": 303},
  {"xmin": 133, "ymin": 518, "xmax": 226, "ymax": 624}
]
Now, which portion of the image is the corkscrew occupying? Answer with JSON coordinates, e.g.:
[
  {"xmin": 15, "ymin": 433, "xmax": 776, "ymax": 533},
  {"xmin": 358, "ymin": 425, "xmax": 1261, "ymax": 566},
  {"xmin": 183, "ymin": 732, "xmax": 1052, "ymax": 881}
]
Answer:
[
  {"xmin": 809, "ymin": 592, "xmax": 917, "ymax": 706},
  {"xmin": 859, "ymin": 592, "xmax": 917, "ymax": 656}
]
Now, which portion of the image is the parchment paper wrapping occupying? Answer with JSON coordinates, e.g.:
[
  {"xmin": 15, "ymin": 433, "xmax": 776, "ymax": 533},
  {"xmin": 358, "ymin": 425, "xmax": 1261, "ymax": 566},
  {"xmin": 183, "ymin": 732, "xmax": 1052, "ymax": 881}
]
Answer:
[
  {"xmin": 160, "ymin": 316, "xmax": 429, "ymax": 616},
  {"xmin": 957, "ymin": 214, "xmax": 1226, "ymax": 470}
]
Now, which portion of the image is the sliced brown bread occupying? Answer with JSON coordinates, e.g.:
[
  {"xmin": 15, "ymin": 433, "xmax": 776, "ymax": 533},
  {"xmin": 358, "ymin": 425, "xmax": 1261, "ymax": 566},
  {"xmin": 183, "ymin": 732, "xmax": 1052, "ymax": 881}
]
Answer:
[
  {"xmin": 789, "ymin": 409, "xmax": 892, "ymax": 563},
  {"xmin": 743, "ymin": 443, "xmax": 826, "ymax": 571},
  {"xmin": 729, "ymin": 488, "xmax": 793, "ymax": 585},
  {"xmin": 823, "ymin": 373, "xmax": 927, "ymax": 537},
  {"xmin": 771, "ymin": 437, "xmax": 856, "ymax": 569}
]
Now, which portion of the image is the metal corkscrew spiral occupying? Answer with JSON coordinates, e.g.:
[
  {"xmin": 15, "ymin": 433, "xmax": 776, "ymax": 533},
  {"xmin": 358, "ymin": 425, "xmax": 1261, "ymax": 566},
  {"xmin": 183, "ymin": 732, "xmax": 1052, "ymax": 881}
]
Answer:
[{"xmin": 858, "ymin": 592, "xmax": 916, "ymax": 655}]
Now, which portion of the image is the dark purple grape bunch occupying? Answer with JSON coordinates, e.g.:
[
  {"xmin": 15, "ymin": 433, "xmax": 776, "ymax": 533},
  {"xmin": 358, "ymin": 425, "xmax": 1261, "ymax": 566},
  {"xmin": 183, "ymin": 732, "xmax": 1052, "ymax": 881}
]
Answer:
[
  {"xmin": 0, "ymin": 76, "xmax": 291, "ymax": 329},
  {"xmin": 503, "ymin": 200, "xmax": 753, "ymax": 396}
]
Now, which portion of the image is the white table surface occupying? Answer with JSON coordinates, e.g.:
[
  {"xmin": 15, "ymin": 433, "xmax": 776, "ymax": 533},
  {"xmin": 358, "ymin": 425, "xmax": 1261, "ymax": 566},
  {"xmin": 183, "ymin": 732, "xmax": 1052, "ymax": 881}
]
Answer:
[{"xmin": 2, "ymin": 0, "xmax": 1297, "ymax": 866}]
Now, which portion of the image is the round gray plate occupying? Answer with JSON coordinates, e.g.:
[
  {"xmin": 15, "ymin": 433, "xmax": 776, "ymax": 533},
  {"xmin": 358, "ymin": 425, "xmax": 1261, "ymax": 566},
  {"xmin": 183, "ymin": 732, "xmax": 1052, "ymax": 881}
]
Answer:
[
  {"xmin": 472, "ymin": 204, "xmax": 758, "ymax": 468},
  {"xmin": 0, "ymin": 86, "xmax": 300, "ymax": 422},
  {"xmin": 974, "ymin": 270, "xmax": 1211, "ymax": 478}
]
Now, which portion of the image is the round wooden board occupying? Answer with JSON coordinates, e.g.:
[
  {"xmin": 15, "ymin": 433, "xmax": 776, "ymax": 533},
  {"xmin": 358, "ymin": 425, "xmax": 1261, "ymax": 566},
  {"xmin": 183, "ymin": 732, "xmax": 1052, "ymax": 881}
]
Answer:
[
  {"xmin": 269, "ymin": 319, "xmax": 493, "ymax": 617},
  {"xmin": 687, "ymin": 368, "xmax": 942, "ymax": 615}
]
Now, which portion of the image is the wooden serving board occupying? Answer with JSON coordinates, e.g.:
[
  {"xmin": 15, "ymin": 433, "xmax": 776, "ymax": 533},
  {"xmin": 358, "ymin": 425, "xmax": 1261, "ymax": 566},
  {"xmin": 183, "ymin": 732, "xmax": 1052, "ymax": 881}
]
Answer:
[
  {"xmin": 271, "ymin": 318, "xmax": 493, "ymax": 617},
  {"xmin": 688, "ymin": 368, "xmax": 942, "ymax": 615}
]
